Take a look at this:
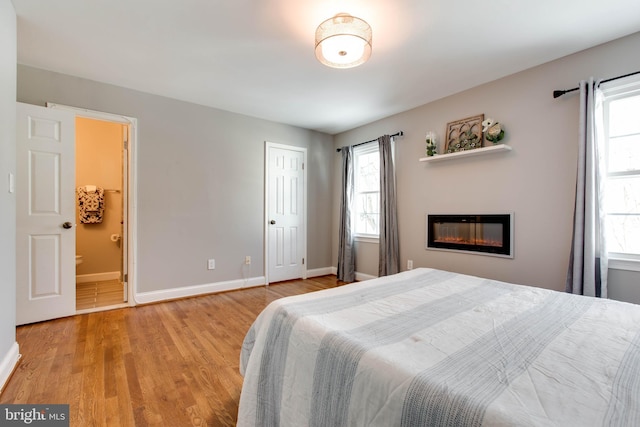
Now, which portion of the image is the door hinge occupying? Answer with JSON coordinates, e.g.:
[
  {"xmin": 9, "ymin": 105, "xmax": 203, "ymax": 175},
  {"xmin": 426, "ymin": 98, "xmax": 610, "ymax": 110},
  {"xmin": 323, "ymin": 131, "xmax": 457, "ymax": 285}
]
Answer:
[
  {"xmin": 124, "ymin": 273, "xmax": 128, "ymax": 282},
  {"xmin": 302, "ymin": 163, "xmax": 305, "ymax": 170},
  {"xmin": 302, "ymin": 258, "xmax": 305, "ymax": 265},
  {"xmin": 123, "ymin": 140, "xmax": 128, "ymax": 150}
]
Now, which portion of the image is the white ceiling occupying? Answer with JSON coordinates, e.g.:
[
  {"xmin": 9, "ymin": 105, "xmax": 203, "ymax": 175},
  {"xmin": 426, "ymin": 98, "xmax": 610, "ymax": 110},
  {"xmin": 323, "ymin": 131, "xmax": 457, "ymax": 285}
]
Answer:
[{"xmin": 12, "ymin": 0, "xmax": 640, "ymax": 135}]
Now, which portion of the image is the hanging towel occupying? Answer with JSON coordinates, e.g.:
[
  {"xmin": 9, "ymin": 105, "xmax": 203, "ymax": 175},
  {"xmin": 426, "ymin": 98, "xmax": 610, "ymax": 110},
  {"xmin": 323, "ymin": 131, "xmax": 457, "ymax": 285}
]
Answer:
[{"xmin": 77, "ymin": 186, "xmax": 105, "ymax": 223}]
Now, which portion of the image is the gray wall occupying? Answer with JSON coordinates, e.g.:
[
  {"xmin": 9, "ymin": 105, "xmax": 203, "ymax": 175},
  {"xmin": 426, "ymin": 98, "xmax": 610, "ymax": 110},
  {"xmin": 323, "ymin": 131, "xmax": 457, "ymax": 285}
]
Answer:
[
  {"xmin": 11, "ymin": 24, "xmax": 640, "ymax": 311},
  {"xmin": 17, "ymin": 66, "xmax": 334, "ymax": 293},
  {"xmin": 332, "ymin": 31, "xmax": 640, "ymax": 303},
  {"xmin": 0, "ymin": 0, "xmax": 17, "ymax": 385}
]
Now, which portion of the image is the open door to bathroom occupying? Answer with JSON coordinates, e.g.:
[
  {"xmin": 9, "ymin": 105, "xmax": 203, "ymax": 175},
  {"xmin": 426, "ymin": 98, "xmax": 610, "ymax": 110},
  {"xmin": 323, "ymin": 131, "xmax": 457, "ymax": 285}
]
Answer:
[
  {"xmin": 74, "ymin": 117, "xmax": 129, "ymax": 310},
  {"xmin": 16, "ymin": 102, "xmax": 137, "ymax": 318},
  {"xmin": 15, "ymin": 103, "xmax": 76, "ymax": 325}
]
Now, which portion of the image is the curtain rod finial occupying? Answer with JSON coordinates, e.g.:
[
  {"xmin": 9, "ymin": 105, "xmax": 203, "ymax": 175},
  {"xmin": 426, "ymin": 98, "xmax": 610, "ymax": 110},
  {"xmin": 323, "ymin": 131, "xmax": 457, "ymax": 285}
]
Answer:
[{"xmin": 553, "ymin": 90, "xmax": 565, "ymax": 98}]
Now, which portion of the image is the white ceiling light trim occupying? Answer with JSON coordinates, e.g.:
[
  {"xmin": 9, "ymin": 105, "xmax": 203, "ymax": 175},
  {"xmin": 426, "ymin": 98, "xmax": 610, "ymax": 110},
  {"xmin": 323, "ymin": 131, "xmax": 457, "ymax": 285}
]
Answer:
[{"xmin": 315, "ymin": 13, "xmax": 372, "ymax": 69}]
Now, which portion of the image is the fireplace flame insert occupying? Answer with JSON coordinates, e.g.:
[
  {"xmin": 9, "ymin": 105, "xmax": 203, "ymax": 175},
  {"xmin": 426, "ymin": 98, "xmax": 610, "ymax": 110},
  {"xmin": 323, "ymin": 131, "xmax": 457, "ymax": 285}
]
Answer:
[{"xmin": 426, "ymin": 214, "xmax": 513, "ymax": 258}]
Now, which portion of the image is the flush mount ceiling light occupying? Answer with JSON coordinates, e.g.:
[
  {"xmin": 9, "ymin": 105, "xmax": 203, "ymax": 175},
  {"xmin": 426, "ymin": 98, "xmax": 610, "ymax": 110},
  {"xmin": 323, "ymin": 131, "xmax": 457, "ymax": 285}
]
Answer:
[{"xmin": 315, "ymin": 13, "xmax": 372, "ymax": 69}]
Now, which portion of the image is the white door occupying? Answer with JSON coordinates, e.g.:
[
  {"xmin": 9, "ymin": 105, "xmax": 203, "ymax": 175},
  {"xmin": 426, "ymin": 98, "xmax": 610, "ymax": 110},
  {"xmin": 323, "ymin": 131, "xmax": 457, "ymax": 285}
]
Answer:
[
  {"xmin": 16, "ymin": 102, "xmax": 76, "ymax": 325},
  {"xmin": 266, "ymin": 144, "xmax": 306, "ymax": 283}
]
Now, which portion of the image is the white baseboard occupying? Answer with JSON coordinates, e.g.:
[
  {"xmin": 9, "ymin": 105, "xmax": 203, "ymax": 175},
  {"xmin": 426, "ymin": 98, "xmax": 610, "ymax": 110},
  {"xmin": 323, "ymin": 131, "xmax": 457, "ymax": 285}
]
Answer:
[
  {"xmin": 76, "ymin": 271, "xmax": 120, "ymax": 283},
  {"xmin": 355, "ymin": 272, "xmax": 377, "ymax": 281},
  {"xmin": 329, "ymin": 266, "xmax": 377, "ymax": 282},
  {"xmin": 0, "ymin": 342, "xmax": 20, "ymax": 393},
  {"xmin": 134, "ymin": 276, "xmax": 266, "ymax": 305},
  {"xmin": 306, "ymin": 267, "xmax": 334, "ymax": 277},
  {"xmin": 133, "ymin": 267, "xmax": 364, "ymax": 306}
]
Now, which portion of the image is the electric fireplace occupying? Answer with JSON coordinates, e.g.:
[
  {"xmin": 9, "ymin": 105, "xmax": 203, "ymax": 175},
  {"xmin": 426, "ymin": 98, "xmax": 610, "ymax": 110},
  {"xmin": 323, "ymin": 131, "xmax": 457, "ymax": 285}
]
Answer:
[{"xmin": 426, "ymin": 213, "xmax": 514, "ymax": 258}]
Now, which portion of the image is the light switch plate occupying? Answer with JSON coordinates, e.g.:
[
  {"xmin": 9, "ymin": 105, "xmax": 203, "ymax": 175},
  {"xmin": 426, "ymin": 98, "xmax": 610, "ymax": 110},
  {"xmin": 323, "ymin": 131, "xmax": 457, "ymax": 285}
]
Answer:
[{"xmin": 8, "ymin": 173, "xmax": 14, "ymax": 193}]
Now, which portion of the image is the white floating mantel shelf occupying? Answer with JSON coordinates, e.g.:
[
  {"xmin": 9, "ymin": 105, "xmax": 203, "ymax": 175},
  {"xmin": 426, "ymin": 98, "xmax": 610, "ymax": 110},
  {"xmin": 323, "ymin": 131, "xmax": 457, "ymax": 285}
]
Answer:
[{"xmin": 419, "ymin": 144, "xmax": 512, "ymax": 163}]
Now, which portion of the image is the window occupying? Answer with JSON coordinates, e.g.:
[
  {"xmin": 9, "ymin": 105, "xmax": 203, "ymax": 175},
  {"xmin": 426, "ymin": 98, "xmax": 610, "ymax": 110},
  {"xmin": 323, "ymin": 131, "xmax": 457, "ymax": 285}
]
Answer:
[
  {"xmin": 601, "ymin": 75, "xmax": 640, "ymax": 265},
  {"xmin": 353, "ymin": 143, "xmax": 379, "ymax": 238}
]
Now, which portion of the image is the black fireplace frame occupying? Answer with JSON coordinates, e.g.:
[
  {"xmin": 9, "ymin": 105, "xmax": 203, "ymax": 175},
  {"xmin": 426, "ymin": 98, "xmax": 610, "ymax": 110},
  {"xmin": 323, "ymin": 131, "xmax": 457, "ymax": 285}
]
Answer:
[{"xmin": 426, "ymin": 213, "xmax": 514, "ymax": 258}]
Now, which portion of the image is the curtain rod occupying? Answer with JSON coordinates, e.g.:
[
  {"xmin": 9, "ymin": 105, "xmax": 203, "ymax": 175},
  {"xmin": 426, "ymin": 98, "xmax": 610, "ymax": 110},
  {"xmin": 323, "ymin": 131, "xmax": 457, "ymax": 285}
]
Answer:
[
  {"xmin": 553, "ymin": 70, "xmax": 640, "ymax": 98},
  {"xmin": 336, "ymin": 131, "xmax": 404, "ymax": 152}
]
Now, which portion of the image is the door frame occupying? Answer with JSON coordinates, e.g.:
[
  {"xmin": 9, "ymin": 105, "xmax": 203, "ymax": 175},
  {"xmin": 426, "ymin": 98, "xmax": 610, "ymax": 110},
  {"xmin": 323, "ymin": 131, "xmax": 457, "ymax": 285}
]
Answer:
[
  {"xmin": 264, "ymin": 141, "xmax": 308, "ymax": 285},
  {"xmin": 48, "ymin": 103, "xmax": 138, "ymax": 307}
]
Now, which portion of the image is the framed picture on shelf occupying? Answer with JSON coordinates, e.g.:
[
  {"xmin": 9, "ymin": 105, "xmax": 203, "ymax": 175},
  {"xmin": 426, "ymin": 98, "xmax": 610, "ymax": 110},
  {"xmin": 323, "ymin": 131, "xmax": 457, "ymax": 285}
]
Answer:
[{"xmin": 444, "ymin": 114, "xmax": 484, "ymax": 153}]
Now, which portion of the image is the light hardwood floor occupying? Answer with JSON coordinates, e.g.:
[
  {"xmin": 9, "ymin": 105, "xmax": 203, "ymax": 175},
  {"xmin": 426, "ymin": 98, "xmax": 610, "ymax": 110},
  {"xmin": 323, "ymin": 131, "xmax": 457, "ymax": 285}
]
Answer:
[{"xmin": 1, "ymin": 275, "xmax": 344, "ymax": 426}]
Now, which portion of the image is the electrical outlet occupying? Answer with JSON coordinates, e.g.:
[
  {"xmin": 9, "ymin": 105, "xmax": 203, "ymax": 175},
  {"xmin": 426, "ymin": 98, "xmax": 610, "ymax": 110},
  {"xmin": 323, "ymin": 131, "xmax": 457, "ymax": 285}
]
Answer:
[
  {"xmin": 407, "ymin": 259, "xmax": 413, "ymax": 270},
  {"xmin": 208, "ymin": 259, "xmax": 215, "ymax": 270},
  {"xmin": 245, "ymin": 256, "xmax": 251, "ymax": 265}
]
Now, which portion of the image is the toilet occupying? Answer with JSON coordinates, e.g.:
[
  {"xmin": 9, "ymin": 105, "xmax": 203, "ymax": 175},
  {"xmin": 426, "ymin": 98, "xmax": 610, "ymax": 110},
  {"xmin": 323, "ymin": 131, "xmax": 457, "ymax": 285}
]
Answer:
[{"xmin": 76, "ymin": 255, "xmax": 83, "ymax": 265}]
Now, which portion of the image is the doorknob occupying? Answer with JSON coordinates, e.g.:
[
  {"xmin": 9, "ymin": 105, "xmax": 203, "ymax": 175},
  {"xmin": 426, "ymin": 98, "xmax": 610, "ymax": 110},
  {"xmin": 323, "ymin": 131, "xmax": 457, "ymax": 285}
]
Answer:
[
  {"xmin": 270, "ymin": 220, "xmax": 276, "ymax": 225},
  {"xmin": 62, "ymin": 222, "xmax": 73, "ymax": 229}
]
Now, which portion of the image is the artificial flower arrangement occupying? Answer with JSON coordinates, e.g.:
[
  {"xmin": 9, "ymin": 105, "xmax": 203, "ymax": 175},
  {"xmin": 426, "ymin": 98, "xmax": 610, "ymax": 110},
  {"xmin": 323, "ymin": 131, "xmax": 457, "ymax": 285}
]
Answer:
[{"xmin": 425, "ymin": 131, "xmax": 437, "ymax": 156}]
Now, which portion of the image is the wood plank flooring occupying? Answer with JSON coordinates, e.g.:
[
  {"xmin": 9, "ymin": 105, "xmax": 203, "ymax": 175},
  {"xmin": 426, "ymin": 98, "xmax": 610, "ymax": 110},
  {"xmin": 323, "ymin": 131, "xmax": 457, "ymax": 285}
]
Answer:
[{"xmin": 1, "ymin": 275, "xmax": 345, "ymax": 426}]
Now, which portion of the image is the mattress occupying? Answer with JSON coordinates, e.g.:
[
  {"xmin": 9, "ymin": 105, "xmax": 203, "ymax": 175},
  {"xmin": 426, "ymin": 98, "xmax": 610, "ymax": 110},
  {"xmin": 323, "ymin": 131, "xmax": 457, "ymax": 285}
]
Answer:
[{"xmin": 238, "ymin": 268, "xmax": 640, "ymax": 426}]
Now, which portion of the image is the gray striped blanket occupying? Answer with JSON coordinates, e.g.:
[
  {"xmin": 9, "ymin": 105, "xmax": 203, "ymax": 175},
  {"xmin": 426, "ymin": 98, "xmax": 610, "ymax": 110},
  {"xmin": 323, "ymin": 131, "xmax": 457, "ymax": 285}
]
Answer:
[{"xmin": 238, "ymin": 268, "xmax": 640, "ymax": 426}]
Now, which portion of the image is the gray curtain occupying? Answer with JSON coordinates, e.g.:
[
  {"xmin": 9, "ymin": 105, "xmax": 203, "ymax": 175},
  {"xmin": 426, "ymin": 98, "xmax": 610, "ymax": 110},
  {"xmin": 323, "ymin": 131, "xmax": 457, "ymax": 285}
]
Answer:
[
  {"xmin": 566, "ymin": 78, "xmax": 608, "ymax": 297},
  {"xmin": 378, "ymin": 135, "xmax": 400, "ymax": 277},
  {"xmin": 337, "ymin": 146, "xmax": 355, "ymax": 282}
]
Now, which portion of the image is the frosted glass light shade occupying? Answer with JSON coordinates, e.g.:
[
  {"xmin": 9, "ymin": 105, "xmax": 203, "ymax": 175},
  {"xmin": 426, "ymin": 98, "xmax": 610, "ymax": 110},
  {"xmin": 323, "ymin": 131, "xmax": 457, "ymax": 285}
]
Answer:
[{"xmin": 315, "ymin": 13, "xmax": 372, "ymax": 69}]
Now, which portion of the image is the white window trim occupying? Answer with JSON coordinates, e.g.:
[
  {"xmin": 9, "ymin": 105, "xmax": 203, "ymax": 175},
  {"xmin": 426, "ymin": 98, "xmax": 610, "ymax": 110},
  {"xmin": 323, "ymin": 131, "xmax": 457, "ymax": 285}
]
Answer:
[
  {"xmin": 600, "ymin": 73, "xmax": 640, "ymax": 272},
  {"xmin": 353, "ymin": 142, "xmax": 380, "ymax": 241},
  {"xmin": 355, "ymin": 234, "xmax": 379, "ymax": 244},
  {"xmin": 609, "ymin": 257, "xmax": 640, "ymax": 272}
]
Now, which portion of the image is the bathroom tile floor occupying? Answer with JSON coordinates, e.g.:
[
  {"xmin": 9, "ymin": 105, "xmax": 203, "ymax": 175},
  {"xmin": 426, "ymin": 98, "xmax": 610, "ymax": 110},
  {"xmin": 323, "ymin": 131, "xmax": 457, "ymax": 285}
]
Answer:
[{"xmin": 76, "ymin": 279, "xmax": 124, "ymax": 310}]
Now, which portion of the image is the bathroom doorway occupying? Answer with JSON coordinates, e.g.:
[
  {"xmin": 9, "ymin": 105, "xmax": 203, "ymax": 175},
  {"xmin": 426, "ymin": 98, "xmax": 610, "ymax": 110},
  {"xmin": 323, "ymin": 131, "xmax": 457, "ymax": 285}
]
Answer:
[{"xmin": 74, "ymin": 117, "xmax": 129, "ymax": 310}]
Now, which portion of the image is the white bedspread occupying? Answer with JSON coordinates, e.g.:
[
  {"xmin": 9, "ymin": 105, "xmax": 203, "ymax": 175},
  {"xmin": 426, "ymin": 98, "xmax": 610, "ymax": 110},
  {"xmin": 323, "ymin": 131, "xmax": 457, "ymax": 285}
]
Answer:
[{"xmin": 238, "ymin": 268, "xmax": 640, "ymax": 426}]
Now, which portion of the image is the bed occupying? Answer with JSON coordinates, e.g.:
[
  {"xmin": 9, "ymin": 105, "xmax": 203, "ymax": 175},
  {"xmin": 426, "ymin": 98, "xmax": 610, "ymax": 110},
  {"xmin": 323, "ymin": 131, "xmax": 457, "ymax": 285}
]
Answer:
[{"xmin": 237, "ymin": 268, "xmax": 640, "ymax": 426}]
